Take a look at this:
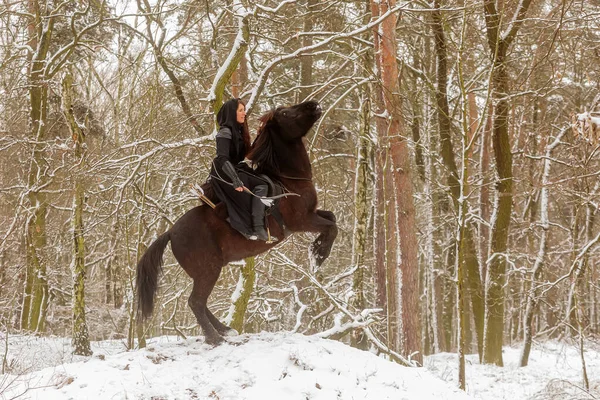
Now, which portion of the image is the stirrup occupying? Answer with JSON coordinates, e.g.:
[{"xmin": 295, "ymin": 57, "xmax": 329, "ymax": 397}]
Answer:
[
  {"xmin": 265, "ymin": 226, "xmax": 278, "ymax": 244},
  {"xmin": 249, "ymin": 226, "xmax": 277, "ymax": 243}
]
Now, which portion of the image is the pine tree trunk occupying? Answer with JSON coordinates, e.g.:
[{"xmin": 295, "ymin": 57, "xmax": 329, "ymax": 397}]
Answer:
[
  {"xmin": 370, "ymin": 1, "xmax": 388, "ymax": 315},
  {"xmin": 376, "ymin": 0, "xmax": 422, "ymax": 364}
]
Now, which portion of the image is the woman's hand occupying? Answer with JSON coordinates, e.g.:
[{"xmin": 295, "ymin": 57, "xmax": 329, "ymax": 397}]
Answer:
[{"xmin": 235, "ymin": 186, "xmax": 248, "ymax": 192}]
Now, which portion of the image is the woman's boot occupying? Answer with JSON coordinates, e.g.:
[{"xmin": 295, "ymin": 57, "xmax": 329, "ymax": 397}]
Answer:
[{"xmin": 251, "ymin": 185, "xmax": 269, "ymax": 241}]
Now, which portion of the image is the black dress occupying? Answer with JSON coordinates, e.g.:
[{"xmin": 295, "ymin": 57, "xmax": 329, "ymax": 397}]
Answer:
[{"xmin": 210, "ymin": 101, "xmax": 264, "ymax": 237}]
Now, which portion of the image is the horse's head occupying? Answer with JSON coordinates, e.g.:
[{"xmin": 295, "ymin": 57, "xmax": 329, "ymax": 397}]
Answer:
[
  {"xmin": 249, "ymin": 101, "xmax": 321, "ymax": 177},
  {"xmin": 269, "ymin": 101, "xmax": 322, "ymax": 140}
]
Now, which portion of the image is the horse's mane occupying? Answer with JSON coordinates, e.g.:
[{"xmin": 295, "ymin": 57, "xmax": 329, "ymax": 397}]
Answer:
[{"xmin": 247, "ymin": 110, "xmax": 280, "ymax": 176}]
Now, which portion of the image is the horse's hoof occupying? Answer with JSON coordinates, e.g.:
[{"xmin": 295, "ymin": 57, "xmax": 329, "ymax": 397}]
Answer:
[
  {"xmin": 224, "ymin": 328, "xmax": 239, "ymax": 337},
  {"xmin": 204, "ymin": 335, "xmax": 225, "ymax": 346}
]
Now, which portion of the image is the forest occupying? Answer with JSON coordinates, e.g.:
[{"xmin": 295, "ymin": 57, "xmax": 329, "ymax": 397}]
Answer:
[{"xmin": 0, "ymin": 0, "xmax": 599, "ymax": 392}]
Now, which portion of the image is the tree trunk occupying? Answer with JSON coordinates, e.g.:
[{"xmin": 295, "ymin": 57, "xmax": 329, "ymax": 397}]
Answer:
[
  {"xmin": 371, "ymin": 1, "xmax": 388, "ymax": 315},
  {"xmin": 226, "ymin": 258, "xmax": 256, "ymax": 333},
  {"xmin": 431, "ymin": 0, "xmax": 484, "ymax": 360},
  {"xmin": 520, "ymin": 129, "xmax": 566, "ymax": 366},
  {"xmin": 483, "ymin": 52, "xmax": 513, "ymax": 366},
  {"xmin": 376, "ymin": 0, "xmax": 422, "ymax": 364},
  {"xmin": 351, "ymin": 94, "xmax": 372, "ymax": 350},
  {"xmin": 21, "ymin": 3, "xmax": 55, "ymax": 332},
  {"xmin": 231, "ymin": 45, "xmax": 248, "ymax": 99},
  {"xmin": 62, "ymin": 71, "xmax": 93, "ymax": 356},
  {"xmin": 482, "ymin": 0, "xmax": 533, "ymax": 365},
  {"xmin": 478, "ymin": 105, "xmax": 493, "ymax": 282}
]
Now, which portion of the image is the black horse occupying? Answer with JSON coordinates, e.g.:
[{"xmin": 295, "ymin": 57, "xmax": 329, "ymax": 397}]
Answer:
[{"xmin": 136, "ymin": 101, "xmax": 338, "ymax": 345}]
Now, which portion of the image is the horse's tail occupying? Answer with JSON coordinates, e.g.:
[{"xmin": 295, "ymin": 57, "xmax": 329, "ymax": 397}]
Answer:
[{"xmin": 136, "ymin": 231, "xmax": 171, "ymax": 319}]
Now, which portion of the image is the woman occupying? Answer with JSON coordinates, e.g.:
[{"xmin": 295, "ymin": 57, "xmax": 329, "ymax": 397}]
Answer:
[{"xmin": 210, "ymin": 98, "xmax": 270, "ymax": 241}]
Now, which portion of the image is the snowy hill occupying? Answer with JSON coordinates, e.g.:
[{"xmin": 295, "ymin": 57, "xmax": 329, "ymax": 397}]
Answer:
[{"xmin": 1, "ymin": 332, "xmax": 472, "ymax": 400}]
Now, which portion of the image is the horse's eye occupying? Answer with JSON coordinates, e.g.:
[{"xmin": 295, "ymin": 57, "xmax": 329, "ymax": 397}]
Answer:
[{"xmin": 282, "ymin": 111, "xmax": 287, "ymax": 117}]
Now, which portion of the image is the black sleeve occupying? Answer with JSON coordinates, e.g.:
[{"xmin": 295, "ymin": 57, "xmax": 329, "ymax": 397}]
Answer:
[
  {"xmin": 222, "ymin": 160, "xmax": 244, "ymax": 189},
  {"xmin": 213, "ymin": 136, "xmax": 243, "ymax": 189},
  {"xmin": 216, "ymin": 136, "xmax": 232, "ymax": 160}
]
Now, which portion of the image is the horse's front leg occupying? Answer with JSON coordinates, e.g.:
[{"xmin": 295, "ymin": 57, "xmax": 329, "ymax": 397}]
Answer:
[{"xmin": 305, "ymin": 210, "xmax": 338, "ymax": 269}]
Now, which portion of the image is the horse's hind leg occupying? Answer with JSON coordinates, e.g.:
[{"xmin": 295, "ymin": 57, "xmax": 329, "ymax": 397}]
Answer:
[
  {"xmin": 188, "ymin": 280, "xmax": 224, "ymax": 346},
  {"xmin": 206, "ymin": 308, "xmax": 237, "ymax": 336},
  {"xmin": 308, "ymin": 210, "xmax": 338, "ymax": 268}
]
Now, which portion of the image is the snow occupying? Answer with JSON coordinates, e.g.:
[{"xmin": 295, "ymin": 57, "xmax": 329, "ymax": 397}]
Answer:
[
  {"xmin": 427, "ymin": 341, "xmax": 600, "ymax": 399},
  {"xmin": 1, "ymin": 332, "xmax": 470, "ymax": 400},
  {"xmin": 2, "ymin": 333, "xmax": 599, "ymax": 399},
  {"xmin": 577, "ymin": 112, "xmax": 600, "ymax": 127}
]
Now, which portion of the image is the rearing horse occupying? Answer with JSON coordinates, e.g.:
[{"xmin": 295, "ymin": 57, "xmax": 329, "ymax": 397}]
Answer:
[{"xmin": 136, "ymin": 101, "xmax": 338, "ymax": 345}]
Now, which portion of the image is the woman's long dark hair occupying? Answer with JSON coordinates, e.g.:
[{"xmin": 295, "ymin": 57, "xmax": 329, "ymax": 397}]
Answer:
[{"xmin": 238, "ymin": 100, "xmax": 251, "ymax": 156}]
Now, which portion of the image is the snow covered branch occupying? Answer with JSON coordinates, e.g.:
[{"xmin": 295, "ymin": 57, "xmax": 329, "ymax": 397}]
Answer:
[
  {"xmin": 272, "ymin": 251, "xmax": 414, "ymax": 366},
  {"xmin": 246, "ymin": 2, "xmax": 408, "ymax": 114},
  {"xmin": 208, "ymin": 2, "xmax": 250, "ymax": 112}
]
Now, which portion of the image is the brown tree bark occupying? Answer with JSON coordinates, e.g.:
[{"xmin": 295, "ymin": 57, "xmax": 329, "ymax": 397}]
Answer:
[
  {"xmin": 370, "ymin": 1, "xmax": 388, "ymax": 314},
  {"xmin": 22, "ymin": 1, "xmax": 54, "ymax": 332},
  {"xmin": 374, "ymin": 0, "xmax": 423, "ymax": 364},
  {"xmin": 482, "ymin": 0, "xmax": 534, "ymax": 366}
]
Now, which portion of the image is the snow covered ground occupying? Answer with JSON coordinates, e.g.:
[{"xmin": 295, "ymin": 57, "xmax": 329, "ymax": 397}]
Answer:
[
  {"xmin": 427, "ymin": 340, "xmax": 600, "ymax": 399},
  {"xmin": 0, "ymin": 332, "xmax": 598, "ymax": 399},
  {"xmin": 0, "ymin": 332, "xmax": 470, "ymax": 400}
]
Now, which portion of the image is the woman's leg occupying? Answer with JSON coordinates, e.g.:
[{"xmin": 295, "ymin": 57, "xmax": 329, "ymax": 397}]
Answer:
[{"xmin": 238, "ymin": 171, "xmax": 270, "ymax": 241}]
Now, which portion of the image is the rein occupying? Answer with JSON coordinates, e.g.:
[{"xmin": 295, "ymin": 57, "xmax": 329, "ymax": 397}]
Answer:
[{"xmin": 279, "ymin": 174, "xmax": 312, "ymax": 182}]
